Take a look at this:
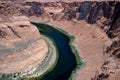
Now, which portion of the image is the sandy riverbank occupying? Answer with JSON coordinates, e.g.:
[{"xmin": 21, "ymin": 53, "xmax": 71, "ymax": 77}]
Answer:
[
  {"xmin": 48, "ymin": 20, "xmax": 112, "ymax": 80},
  {"xmin": 38, "ymin": 22, "xmax": 84, "ymax": 80},
  {"xmin": 30, "ymin": 17, "xmax": 112, "ymax": 80},
  {"xmin": 29, "ymin": 35, "xmax": 58, "ymax": 79},
  {"xmin": 27, "ymin": 35, "xmax": 58, "ymax": 79},
  {"xmin": 0, "ymin": 35, "xmax": 57, "ymax": 80}
]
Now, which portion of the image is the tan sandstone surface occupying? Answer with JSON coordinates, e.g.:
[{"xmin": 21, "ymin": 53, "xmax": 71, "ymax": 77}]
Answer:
[
  {"xmin": 49, "ymin": 21, "xmax": 112, "ymax": 80},
  {"xmin": 24, "ymin": 0, "xmax": 118, "ymax": 2},
  {"xmin": 0, "ymin": 15, "xmax": 48, "ymax": 74},
  {"xmin": 1, "ymin": 0, "xmax": 120, "ymax": 80},
  {"xmin": 30, "ymin": 16, "xmax": 112, "ymax": 80}
]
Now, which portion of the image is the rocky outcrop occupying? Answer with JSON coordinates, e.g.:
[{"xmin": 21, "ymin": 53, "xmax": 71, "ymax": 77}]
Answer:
[
  {"xmin": 90, "ymin": 2, "xmax": 120, "ymax": 80},
  {"xmin": 0, "ymin": 1, "xmax": 48, "ymax": 77},
  {"xmin": 0, "ymin": 1, "xmax": 19, "ymax": 18},
  {"xmin": 0, "ymin": 0, "xmax": 120, "ymax": 80},
  {"xmin": 17, "ymin": 1, "xmax": 116, "ymax": 22},
  {"xmin": 15, "ymin": 1, "xmax": 120, "ymax": 80},
  {"xmin": 0, "ymin": 17, "xmax": 48, "ymax": 73},
  {"xmin": 20, "ymin": 2, "xmax": 44, "ymax": 17}
]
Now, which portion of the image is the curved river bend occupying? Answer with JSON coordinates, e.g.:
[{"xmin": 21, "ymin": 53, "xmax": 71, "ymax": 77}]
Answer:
[{"xmin": 32, "ymin": 22, "xmax": 83, "ymax": 80}]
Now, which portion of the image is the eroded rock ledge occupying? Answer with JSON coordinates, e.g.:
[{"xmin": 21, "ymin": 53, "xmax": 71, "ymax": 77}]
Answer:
[
  {"xmin": 1, "ymin": 0, "xmax": 120, "ymax": 80},
  {"xmin": 0, "ymin": 1, "xmax": 48, "ymax": 76}
]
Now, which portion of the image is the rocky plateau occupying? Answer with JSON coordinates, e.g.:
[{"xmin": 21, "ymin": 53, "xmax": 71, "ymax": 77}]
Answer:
[
  {"xmin": 0, "ymin": 1, "xmax": 48, "ymax": 78},
  {"xmin": 0, "ymin": 0, "xmax": 120, "ymax": 80}
]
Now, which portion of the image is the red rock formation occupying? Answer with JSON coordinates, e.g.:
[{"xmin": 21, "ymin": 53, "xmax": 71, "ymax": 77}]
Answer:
[
  {"xmin": 0, "ymin": 0, "xmax": 120, "ymax": 80},
  {"xmin": 0, "ymin": 1, "xmax": 48, "ymax": 76},
  {"xmin": 17, "ymin": 1, "xmax": 120, "ymax": 80}
]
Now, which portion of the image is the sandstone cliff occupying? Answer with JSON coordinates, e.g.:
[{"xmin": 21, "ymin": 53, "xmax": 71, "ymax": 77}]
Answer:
[
  {"xmin": 16, "ymin": 1, "xmax": 120, "ymax": 80},
  {"xmin": 0, "ymin": 1, "xmax": 48, "ymax": 77},
  {"xmin": 0, "ymin": 0, "xmax": 120, "ymax": 80}
]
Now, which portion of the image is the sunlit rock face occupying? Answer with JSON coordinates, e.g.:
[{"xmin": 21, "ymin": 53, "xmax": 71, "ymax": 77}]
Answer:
[
  {"xmin": 18, "ymin": 1, "xmax": 117, "ymax": 23},
  {"xmin": 0, "ymin": 0, "xmax": 120, "ymax": 80},
  {"xmin": 18, "ymin": 1, "xmax": 120, "ymax": 80},
  {"xmin": 0, "ymin": 1, "xmax": 48, "ymax": 74}
]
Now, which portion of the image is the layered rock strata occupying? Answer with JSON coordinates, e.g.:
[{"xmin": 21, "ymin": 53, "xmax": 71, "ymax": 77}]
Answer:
[
  {"xmin": 0, "ymin": 19, "xmax": 48, "ymax": 73},
  {"xmin": 1, "ymin": 0, "xmax": 120, "ymax": 80},
  {"xmin": 0, "ymin": 1, "xmax": 48, "ymax": 76},
  {"xmin": 16, "ymin": 1, "xmax": 120, "ymax": 80}
]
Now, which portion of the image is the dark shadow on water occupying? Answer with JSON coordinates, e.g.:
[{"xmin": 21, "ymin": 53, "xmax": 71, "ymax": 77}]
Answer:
[{"xmin": 32, "ymin": 23, "xmax": 77, "ymax": 80}]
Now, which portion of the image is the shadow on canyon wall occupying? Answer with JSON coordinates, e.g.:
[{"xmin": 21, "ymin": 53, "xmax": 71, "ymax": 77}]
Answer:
[
  {"xmin": 1, "ymin": 1, "xmax": 120, "ymax": 80},
  {"xmin": 19, "ymin": 1, "xmax": 120, "ymax": 80}
]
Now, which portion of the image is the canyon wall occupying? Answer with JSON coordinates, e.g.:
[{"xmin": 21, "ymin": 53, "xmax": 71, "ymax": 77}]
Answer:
[
  {"xmin": 0, "ymin": 1, "xmax": 48, "ymax": 77},
  {"xmin": 0, "ymin": 0, "xmax": 120, "ymax": 80},
  {"xmin": 17, "ymin": 1, "xmax": 120, "ymax": 80}
]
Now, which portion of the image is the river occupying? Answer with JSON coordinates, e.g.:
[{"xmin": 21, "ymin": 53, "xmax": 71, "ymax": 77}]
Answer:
[{"xmin": 31, "ymin": 22, "xmax": 83, "ymax": 80}]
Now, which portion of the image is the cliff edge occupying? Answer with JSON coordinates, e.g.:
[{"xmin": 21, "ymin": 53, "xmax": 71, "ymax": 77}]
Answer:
[{"xmin": 0, "ymin": 1, "xmax": 48, "ymax": 76}]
